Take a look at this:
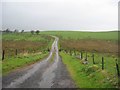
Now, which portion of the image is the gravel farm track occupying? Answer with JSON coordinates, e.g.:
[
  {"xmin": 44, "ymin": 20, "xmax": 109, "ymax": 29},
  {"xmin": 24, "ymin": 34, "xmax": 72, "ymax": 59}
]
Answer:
[{"xmin": 2, "ymin": 36, "xmax": 75, "ymax": 88}]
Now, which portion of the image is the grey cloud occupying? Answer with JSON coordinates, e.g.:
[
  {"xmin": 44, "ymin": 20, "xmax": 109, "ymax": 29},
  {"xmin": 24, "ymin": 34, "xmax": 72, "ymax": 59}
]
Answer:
[{"xmin": 1, "ymin": 0, "xmax": 118, "ymax": 31}]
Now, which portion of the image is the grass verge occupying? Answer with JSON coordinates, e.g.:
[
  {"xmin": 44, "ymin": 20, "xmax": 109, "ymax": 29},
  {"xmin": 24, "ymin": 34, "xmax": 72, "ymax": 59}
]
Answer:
[
  {"xmin": 2, "ymin": 52, "xmax": 48, "ymax": 76},
  {"xmin": 60, "ymin": 52, "xmax": 118, "ymax": 88}
]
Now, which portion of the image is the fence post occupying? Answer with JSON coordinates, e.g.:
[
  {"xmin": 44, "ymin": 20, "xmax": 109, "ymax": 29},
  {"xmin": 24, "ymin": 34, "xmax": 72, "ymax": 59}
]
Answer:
[
  {"xmin": 48, "ymin": 48, "xmax": 50, "ymax": 52},
  {"xmin": 102, "ymin": 57, "xmax": 104, "ymax": 70},
  {"xmin": 85, "ymin": 52, "xmax": 87, "ymax": 61},
  {"xmin": 92, "ymin": 53, "xmax": 95, "ymax": 64},
  {"xmin": 74, "ymin": 50, "xmax": 76, "ymax": 56},
  {"xmin": 81, "ymin": 51, "xmax": 82, "ymax": 59},
  {"xmin": 15, "ymin": 49, "xmax": 17, "ymax": 56},
  {"xmin": 2, "ymin": 50, "xmax": 5, "ymax": 60},
  {"xmin": 116, "ymin": 63, "xmax": 120, "ymax": 77},
  {"xmin": 70, "ymin": 50, "xmax": 72, "ymax": 56},
  {"xmin": 65, "ymin": 50, "xmax": 67, "ymax": 53},
  {"xmin": 80, "ymin": 51, "xmax": 83, "ymax": 59},
  {"xmin": 81, "ymin": 52, "xmax": 83, "ymax": 59},
  {"xmin": 80, "ymin": 52, "xmax": 81, "ymax": 59},
  {"xmin": 116, "ymin": 59, "xmax": 120, "ymax": 77},
  {"xmin": 59, "ymin": 48, "xmax": 61, "ymax": 52}
]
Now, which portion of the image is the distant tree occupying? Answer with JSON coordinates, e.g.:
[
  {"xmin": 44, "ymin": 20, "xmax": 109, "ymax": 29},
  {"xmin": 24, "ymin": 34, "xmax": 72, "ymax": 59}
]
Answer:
[
  {"xmin": 5, "ymin": 28, "xmax": 10, "ymax": 33},
  {"xmin": 14, "ymin": 29, "xmax": 19, "ymax": 33},
  {"xmin": 3, "ymin": 28, "xmax": 13, "ymax": 33},
  {"xmin": 21, "ymin": 30, "xmax": 24, "ymax": 33},
  {"xmin": 31, "ymin": 30, "xmax": 34, "ymax": 34},
  {"xmin": 36, "ymin": 30, "xmax": 40, "ymax": 35}
]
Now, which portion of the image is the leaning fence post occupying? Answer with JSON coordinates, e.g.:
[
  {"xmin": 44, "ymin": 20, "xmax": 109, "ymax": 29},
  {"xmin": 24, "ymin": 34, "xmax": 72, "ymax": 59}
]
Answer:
[
  {"xmin": 116, "ymin": 63, "xmax": 120, "ymax": 77},
  {"xmin": 115, "ymin": 59, "xmax": 120, "ymax": 77},
  {"xmin": 102, "ymin": 57, "xmax": 104, "ymax": 70},
  {"xmin": 92, "ymin": 53, "xmax": 95, "ymax": 64},
  {"xmin": 2, "ymin": 50, "xmax": 5, "ymax": 60}
]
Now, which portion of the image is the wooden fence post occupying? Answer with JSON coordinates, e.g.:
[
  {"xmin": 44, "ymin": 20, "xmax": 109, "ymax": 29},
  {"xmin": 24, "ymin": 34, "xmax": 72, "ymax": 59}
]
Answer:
[
  {"xmin": 102, "ymin": 57, "xmax": 104, "ymax": 70},
  {"xmin": 116, "ymin": 59, "xmax": 120, "ymax": 77},
  {"xmin": 85, "ymin": 52, "xmax": 87, "ymax": 61},
  {"xmin": 48, "ymin": 48, "xmax": 50, "ymax": 52},
  {"xmin": 15, "ymin": 49, "xmax": 17, "ymax": 56},
  {"xmin": 65, "ymin": 50, "xmax": 67, "ymax": 53},
  {"xmin": 92, "ymin": 53, "xmax": 95, "ymax": 64},
  {"xmin": 81, "ymin": 52, "xmax": 83, "ymax": 59},
  {"xmin": 80, "ymin": 52, "xmax": 81, "ymax": 59},
  {"xmin": 2, "ymin": 50, "xmax": 5, "ymax": 60},
  {"xmin": 116, "ymin": 63, "xmax": 120, "ymax": 77},
  {"xmin": 70, "ymin": 50, "xmax": 72, "ymax": 56},
  {"xmin": 74, "ymin": 50, "xmax": 76, "ymax": 56},
  {"xmin": 80, "ymin": 51, "xmax": 83, "ymax": 59}
]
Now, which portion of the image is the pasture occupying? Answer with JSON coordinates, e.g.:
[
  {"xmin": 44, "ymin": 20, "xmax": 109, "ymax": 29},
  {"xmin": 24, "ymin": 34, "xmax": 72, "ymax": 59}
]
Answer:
[
  {"xmin": 2, "ymin": 33, "xmax": 54, "ymax": 57},
  {"xmin": 41, "ymin": 31, "xmax": 119, "ymax": 88},
  {"xmin": 2, "ymin": 33, "xmax": 53, "ymax": 75},
  {"xmin": 41, "ymin": 31, "xmax": 118, "ymax": 41},
  {"xmin": 42, "ymin": 31, "xmax": 118, "ymax": 55},
  {"xmin": 2, "ymin": 31, "xmax": 119, "ymax": 88}
]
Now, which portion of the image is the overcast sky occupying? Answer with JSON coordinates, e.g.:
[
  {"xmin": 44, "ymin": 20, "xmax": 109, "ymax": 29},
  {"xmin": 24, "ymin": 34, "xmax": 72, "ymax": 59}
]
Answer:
[{"xmin": 1, "ymin": 0, "xmax": 119, "ymax": 31}]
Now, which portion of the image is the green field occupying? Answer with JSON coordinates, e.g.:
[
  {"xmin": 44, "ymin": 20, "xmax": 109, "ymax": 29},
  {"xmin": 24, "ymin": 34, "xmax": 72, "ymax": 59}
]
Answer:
[
  {"xmin": 42, "ymin": 31, "xmax": 118, "ymax": 55},
  {"xmin": 2, "ymin": 33, "xmax": 53, "ymax": 75},
  {"xmin": 3, "ymin": 33, "xmax": 51, "ymax": 41},
  {"xmin": 2, "ymin": 31, "xmax": 119, "ymax": 88},
  {"xmin": 41, "ymin": 31, "xmax": 119, "ymax": 88},
  {"xmin": 41, "ymin": 31, "xmax": 118, "ymax": 41},
  {"xmin": 2, "ymin": 33, "xmax": 54, "ymax": 55}
]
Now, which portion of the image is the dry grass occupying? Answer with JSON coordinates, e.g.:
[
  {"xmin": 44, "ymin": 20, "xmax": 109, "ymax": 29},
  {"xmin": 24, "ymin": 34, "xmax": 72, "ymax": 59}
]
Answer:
[
  {"xmin": 3, "ymin": 41, "xmax": 46, "ymax": 49},
  {"xmin": 2, "ymin": 41, "xmax": 47, "ymax": 56},
  {"xmin": 60, "ymin": 39, "xmax": 118, "ymax": 55}
]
